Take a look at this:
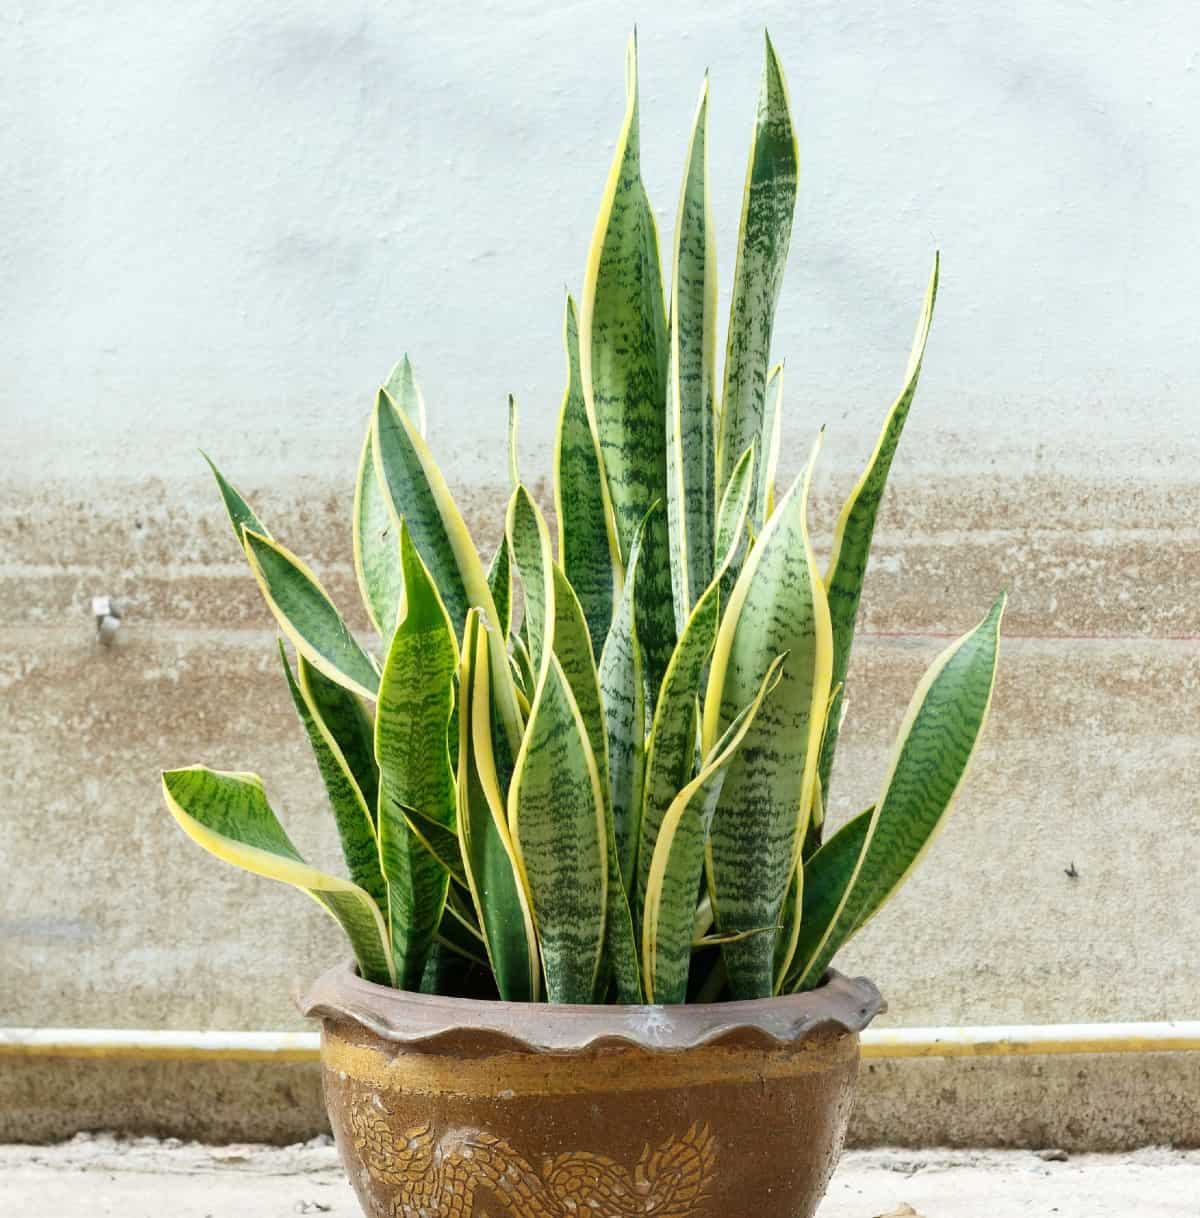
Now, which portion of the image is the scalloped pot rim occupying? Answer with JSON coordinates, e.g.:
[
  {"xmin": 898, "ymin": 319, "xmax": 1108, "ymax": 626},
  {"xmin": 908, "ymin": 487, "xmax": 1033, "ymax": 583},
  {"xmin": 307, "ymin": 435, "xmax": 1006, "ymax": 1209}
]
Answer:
[{"xmin": 298, "ymin": 961, "xmax": 885, "ymax": 1054}]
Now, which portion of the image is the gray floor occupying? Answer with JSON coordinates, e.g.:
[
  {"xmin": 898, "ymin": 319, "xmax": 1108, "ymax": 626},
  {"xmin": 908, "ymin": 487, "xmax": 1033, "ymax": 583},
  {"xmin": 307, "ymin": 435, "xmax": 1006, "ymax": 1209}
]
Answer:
[{"xmin": 1, "ymin": 1136, "xmax": 1197, "ymax": 1216}]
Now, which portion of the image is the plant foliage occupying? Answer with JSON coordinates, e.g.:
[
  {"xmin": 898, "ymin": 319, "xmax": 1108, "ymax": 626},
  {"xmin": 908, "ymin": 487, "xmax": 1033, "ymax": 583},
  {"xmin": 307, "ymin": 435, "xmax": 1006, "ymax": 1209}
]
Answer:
[{"xmin": 162, "ymin": 33, "xmax": 1004, "ymax": 1004}]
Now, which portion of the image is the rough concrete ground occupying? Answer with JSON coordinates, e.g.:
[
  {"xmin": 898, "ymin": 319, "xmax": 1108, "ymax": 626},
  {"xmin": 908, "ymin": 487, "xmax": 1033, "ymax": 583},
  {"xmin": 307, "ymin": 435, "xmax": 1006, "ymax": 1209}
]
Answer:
[{"xmin": 1, "ymin": 1136, "xmax": 1197, "ymax": 1216}]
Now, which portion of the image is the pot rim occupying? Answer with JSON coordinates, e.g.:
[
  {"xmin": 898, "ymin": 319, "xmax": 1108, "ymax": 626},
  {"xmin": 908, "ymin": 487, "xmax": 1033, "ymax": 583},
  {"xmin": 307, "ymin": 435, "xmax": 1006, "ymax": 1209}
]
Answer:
[{"xmin": 298, "ymin": 961, "xmax": 884, "ymax": 1054}]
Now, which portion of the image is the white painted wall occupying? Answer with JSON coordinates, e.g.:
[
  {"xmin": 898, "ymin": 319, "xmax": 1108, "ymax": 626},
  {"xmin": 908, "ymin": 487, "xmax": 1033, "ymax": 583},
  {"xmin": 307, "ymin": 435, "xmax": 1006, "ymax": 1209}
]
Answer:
[{"xmin": 5, "ymin": 0, "xmax": 1200, "ymax": 488}]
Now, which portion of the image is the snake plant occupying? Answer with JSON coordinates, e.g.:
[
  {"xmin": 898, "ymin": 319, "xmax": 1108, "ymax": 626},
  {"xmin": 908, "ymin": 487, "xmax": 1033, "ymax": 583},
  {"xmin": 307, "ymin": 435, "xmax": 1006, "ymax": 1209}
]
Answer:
[{"xmin": 161, "ymin": 33, "xmax": 1004, "ymax": 1004}]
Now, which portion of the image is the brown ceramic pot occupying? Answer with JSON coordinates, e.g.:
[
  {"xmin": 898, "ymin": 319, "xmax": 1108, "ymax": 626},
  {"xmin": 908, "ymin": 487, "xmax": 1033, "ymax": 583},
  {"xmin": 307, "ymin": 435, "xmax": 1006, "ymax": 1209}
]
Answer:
[{"xmin": 300, "ymin": 962, "xmax": 882, "ymax": 1218}]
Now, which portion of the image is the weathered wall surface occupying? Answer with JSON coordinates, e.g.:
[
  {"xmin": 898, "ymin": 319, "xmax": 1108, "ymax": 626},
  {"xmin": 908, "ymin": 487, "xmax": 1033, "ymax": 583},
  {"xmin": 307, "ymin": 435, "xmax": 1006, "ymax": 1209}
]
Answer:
[{"xmin": 3, "ymin": 0, "xmax": 1198, "ymax": 1142}]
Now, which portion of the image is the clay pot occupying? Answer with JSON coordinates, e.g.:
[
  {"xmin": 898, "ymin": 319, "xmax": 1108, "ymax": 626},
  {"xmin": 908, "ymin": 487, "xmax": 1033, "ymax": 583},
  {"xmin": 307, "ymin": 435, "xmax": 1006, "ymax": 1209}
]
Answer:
[{"xmin": 300, "ymin": 962, "xmax": 883, "ymax": 1218}]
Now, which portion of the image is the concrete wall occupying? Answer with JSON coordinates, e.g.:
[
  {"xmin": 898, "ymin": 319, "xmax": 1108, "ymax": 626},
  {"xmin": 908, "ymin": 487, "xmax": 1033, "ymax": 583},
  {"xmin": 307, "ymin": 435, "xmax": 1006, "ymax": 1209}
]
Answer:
[{"xmin": 3, "ymin": 1, "xmax": 1199, "ymax": 1142}]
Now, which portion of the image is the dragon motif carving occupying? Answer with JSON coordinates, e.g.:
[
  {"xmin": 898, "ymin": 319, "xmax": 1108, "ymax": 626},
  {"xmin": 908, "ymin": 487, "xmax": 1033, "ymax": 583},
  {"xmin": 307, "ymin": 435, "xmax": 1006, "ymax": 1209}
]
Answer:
[{"xmin": 349, "ymin": 1104, "xmax": 716, "ymax": 1218}]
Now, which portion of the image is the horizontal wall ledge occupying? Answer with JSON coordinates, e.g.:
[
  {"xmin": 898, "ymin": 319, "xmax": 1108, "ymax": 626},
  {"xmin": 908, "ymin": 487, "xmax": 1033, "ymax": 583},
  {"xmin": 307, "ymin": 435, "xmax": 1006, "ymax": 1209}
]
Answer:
[{"xmin": 3, "ymin": 1020, "xmax": 1199, "ymax": 1062}]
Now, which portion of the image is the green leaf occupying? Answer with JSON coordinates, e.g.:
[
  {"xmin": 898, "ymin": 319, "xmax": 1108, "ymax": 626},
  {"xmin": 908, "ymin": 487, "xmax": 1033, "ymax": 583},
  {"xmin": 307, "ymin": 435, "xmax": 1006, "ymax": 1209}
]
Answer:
[
  {"xmin": 785, "ymin": 805, "xmax": 872, "ymax": 992},
  {"xmin": 642, "ymin": 656, "xmax": 784, "ymax": 1003},
  {"xmin": 702, "ymin": 436, "xmax": 832, "ymax": 997},
  {"xmin": 509, "ymin": 653, "xmax": 608, "ymax": 1004},
  {"xmin": 243, "ymin": 529, "xmax": 379, "ymax": 700},
  {"xmin": 818, "ymin": 256, "xmax": 940, "ymax": 810},
  {"xmin": 456, "ymin": 610, "xmax": 541, "ymax": 1002},
  {"xmin": 203, "ymin": 453, "xmax": 270, "ymax": 542},
  {"xmin": 554, "ymin": 294, "xmax": 620, "ymax": 657},
  {"xmin": 299, "ymin": 656, "xmax": 381, "ymax": 826},
  {"xmin": 755, "ymin": 363, "xmax": 784, "ymax": 528},
  {"xmin": 371, "ymin": 388, "xmax": 494, "ymax": 645},
  {"xmin": 402, "ymin": 802, "xmax": 469, "ymax": 889},
  {"xmin": 278, "ymin": 643, "xmax": 385, "ymax": 909},
  {"xmin": 374, "ymin": 523, "xmax": 459, "ymax": 989},
  {"xmin": 161, "ymin": 767, "xmax": 393, "ymax": 986},
  {"xmin": 552, "ymin": 563, "xmax": 641, "ymax": 1004},
  {"xmin": 580, "ymin": 34, "xmax": 675, "ymax": 709},
  {"xmin": 716, "ymin": 32, "xmax": 799, "ymax": 496},
  {"xmin": 794, "ymin": 592, "xmax": 1006, "ymax": 989},
  {"xmin": 352, "ymin": 424, "xmax": 403, "ymax": 637},
  {"xmin": 666, "ymin": 77, "xmax": 719, "ymax": 629},
  {"xmin": 637, "ymin": 485, "xmax": 754, "ymax": 922},
  {"xmin": 713, "ymin": 441, "xmax": 756, "ymax": 598},
  {"xmin": 486, "ymin": 537, "xmax": 512, "ymax": 640},
  {"xmin": 505, "ymin": 486, "xmax": 555, "ymax": 680},
  {"xmin": 598, "ymin": 513, "xmax": 650, "ymax": 894},
  {"xmin": 383, "ymin": 354, "xmax": 427, "ymax": 437},
  {"xmin": 371, "ymin": 386, "xmax": 525, "ymax": 762}
]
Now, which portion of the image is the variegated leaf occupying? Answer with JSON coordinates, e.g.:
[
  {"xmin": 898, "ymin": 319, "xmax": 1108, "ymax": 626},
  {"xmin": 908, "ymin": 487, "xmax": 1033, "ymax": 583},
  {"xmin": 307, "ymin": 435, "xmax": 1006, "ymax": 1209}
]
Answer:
[
  {"xmin": 784, "ymin": 805, "xmax": 872, "ymax": 992},
  {"xmin": 161, "ymin": 767, "xmax": 393, "ymax": 986},
  {"xmin": 598, "ymin": 513, "xmax": 650, "ymax": 893},
  {"xmin": 510, "ymin": 651, "xmax": 609, "ymax": 1004},
  {"xmin": 374, "ymin": 523, "xmax": 459, "ymax": 989},
  {"xmin": 794, "ymin": 593, "xmax": 1005, "ymax": 989},
  {"xmin": 457, "ymin": 611, "xmax": 541, "ymax": 1002},
  {"xmin": 353, "ymin": 423, "xmax": 403, "ymax": 637},
  {"xmin": 554, "ymin": 294, "xmax": 620, "ymax": 657},
  {"xmin": 203, "ymin": 453, "xmax": 270, "ymax": 542},
  {"xmin": 383, "ymin": 354, "xmax": 427, "ymax": 437},
  {"xmin": 552, "ymin": 563, "xmax": 641, "ymax": 1003},
  {"xmin": 666, "ymin": 77, "xmax": 718, "ymax": 629},
  {"xmin": 642, "ymin": 656, "xmax": 784, "ymax": 1003},
  {"xmin": 486, "ymin": 536, "xmax": 512, "ymax": 640},
  {"xmin": 579, "ymin": 33, "xmax": 675, "ymax": 710},
  {"xmin": 279, "ymin": 643, "xmax": 385, "ymax": 909},
  {"xmin": 636, "ymin": 474, "xmax": 753, "ymax": 919},
  {"xmin": 371, "ymin": 386, "xmax": 524, "ymax": 759},
  {"xmin": 505, "ymin": 486, "xmax": 555, "ymax": 680},
  {"xmin": 717, "ymin": 33, "xmax": 798, "ymax": 496},
  {"xmin": 702, "ymin": 435, "xmax": 832, "ymax": 997},
  {"xmin": 243, "ymin": 529, "xmax": 379, "ymax": 701},
  {"xmin": 755, "ymin": 363, "xmax": 784, "ymax": 528}
]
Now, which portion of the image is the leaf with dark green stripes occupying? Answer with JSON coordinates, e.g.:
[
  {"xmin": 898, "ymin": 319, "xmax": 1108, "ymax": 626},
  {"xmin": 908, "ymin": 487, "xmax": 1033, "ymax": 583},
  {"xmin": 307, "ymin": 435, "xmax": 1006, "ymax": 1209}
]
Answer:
[
  {"xmin": 402, "ymin": 802, "xmax": 468, "ymax": 889},
  {"xmin": 818, "ymin": 256, "xmax": 939, "ymax": 811},
  {"xmin": 161, "ymin": 767, "xmax": 393, "ymax": 986},
  {"xmin": 785, "ymin": 805, "xmax": 872, "ymax": 992},
  {"xmin": 554, "ymin": 295, "xmax": 620, "ymax": 657},
  {"xmin": 714, "ymin": 443, "xmax": 756, "ymax": 607},
  {"xmin": 642, "ymin": 656, "xmax": 783, "ymax": 1003},
  {"xmin": 755, "ymin": 363, "xmax": 784, "ymax": 528},
  {"xmin": 509, "ymin": 652, "xmax": 608, "ymax": 1003},
  {"xmin": 384, "ymin": 354, "xmax": 427, "ymax": 437},
  {"xmin": 298, "ymin": 655, "xmax": 380, "ymax": 826},
  {"xmin": 371, "ymin": 386, "xmax": 525, "ymax": 762},
  {"xmin": 579, "ymin": 34, "xmax": 675, "ymax": 707},
  {"xmin": 278, "ymin": 643, "xmax": 385, "ymax": 908},
  {"xmin": 716, "ymin": 33, "xmax": 798, "ymax": 495},
  {"xmin": 486, "ymin": 537, "xmax": 512, "ymax": 640},
  {"xmin": 243, "ymin": 530, "xmax": 379, "ymax": 700},
  {"xmin": 371, "ymin": 388, "xmax": 494, "ymax": 646},
  {"xmin": 598, "ymin": 514, "xmax": 650, "ymax": 893},
  {"xmin": 637, "ymin": 488, "xmax": 751, "ymax": 920},
  {"xmin": 794, "ymin": 593, "xmax": 1005, "ymax": 989},
  {"xmin": 551, "ymin": 563, "xmax": 641, "ymax": 1003},
  {"xmin": 457, "ymin": 611, "xmax": 541, "ymax": 1001},
  {"xmin": 374, "ymin": 523, "xmax": 459, "ymax": 989},
  {"xmin": 353, "ymin": 423, "xmax": 402, "ymax": 637},
  {"xmin": 505, "ymin": 486, "xmax": 555, "ymax": 680},
  {"xmin": 203, "ymin": 453, "xmax": 270, "ymax": 542},
  {"xmin": 666, "ymin": 77, "xmax": 719, "ymax": 629},
  {"xmin": 702, "ymin": 436, "xmax": 832, "ymax": 997}
]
